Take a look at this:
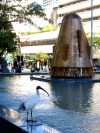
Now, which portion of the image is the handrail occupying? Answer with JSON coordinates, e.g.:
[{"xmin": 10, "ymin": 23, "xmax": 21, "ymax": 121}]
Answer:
[{"xmin": 57, "ymin": 0, "xmax": 100, "ymax": 14}]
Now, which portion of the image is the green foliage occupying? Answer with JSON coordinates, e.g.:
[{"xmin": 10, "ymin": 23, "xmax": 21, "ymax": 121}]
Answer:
[
  {"xmin": 32, "ymin": 2, "xmax": 45, "ymax": 17},
  {"xmin": 87, "ymin": 34, "xmax": 100, "ymax": 46},
  {"xmin": 0, "ymin": 30, "xmax": 17, "ymax": 52},
  {"xmin": 0, "ymin": 16, "xmax": 13, "ymax": 31},
  {"xmin": 42, "ymin": 24, "xmax": 56, "ymax": 32},
  {"xmin": 87, "ymin": 33, "xmax": 100, "ymax": 52},
  {"xmin": 31, "ymin": 52, "xmax": 49, "ymax": 62},
  {"xmin": 93, "ymin": 37, "xmax": 100, "ymax": 46},
  {"xmin": 21, "ymin": 30, "xmax": 42, "ymax": 36},
  {"xmin": 82, "ymin": 22, "xmax": 86, "ymax": 27},
  {"xmin": 0, "ymin": 0, "xmax": 45, "ymax": 55},
  {"xmin": 21, "ymin": 24, "xmax": 57, "ymax": 36}
]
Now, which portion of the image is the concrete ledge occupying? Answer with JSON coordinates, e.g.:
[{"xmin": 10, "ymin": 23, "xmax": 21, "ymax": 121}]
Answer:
[
  {"xmin": 30, "ymin": 75, "xmax": 100, "ymax": 83},
  {"xmin": 0, "ymin": 72, "xmax": 49, "ymax": 76},
  {"xmin": 0, "ymin": 71, "xmax": 99, "ymax": 76},
  {"xmin": 0, "ymin": 104, "xmax": 60, "ymax": 133},
  {"xmin": 0, "ymin": 71, "xmax": 100, "ymax": 82}
]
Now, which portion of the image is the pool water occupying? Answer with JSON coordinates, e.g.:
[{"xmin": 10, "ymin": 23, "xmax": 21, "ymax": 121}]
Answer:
[{"xmin": 0, "ymin": 75, "xmax": 100, "ymax": 133}]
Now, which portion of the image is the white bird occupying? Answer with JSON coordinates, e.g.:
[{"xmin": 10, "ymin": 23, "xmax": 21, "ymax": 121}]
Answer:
[{"xmin": 18, "ymin": 86, "xmax": 49, "ymax": 122}]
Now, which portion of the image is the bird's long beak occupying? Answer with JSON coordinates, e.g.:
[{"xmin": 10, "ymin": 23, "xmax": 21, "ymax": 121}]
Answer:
[{"xmin": 39, "ymin": 87, "xmax": 49, "ymax": 96}]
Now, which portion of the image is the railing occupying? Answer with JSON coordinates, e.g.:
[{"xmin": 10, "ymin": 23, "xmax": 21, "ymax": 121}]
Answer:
[
  {"xmin": 78, "ymin": 9, "xmax": 100, "ymax": 19},
  {"xmin": 57, "ymin": 9, "xmax": 100, "ymax": 23},
  {"xmin": 20, "ymin": 31, "xmax": 59, "ymax": 42},
  {"xmin": 57, "ymin": 0, "xmax": 100, "ymax": 14},
  {"xmin": 58, "ymin": 0, "xmax": 80, "ymax": 6}
]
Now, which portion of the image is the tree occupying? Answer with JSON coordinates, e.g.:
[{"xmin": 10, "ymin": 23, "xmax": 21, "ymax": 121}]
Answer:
[
  {"xmin": 30, "ymin": 52, "xmax": 49, "ymax": 65},
  {"xmin": 87, "ymin": 34, "xmax": 100, "ymax": 52},
  {"xmin": 0, "ymin": 0, "xmax": 45, "ymax": 56}
]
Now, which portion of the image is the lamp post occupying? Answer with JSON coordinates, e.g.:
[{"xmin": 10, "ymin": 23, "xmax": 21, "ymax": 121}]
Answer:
[
  {"xmin": 90, "ymin": 0, "xmax": 93, "ymax": 63},
  {"xmin": 17, "ymin": 36, "xmax": 22, "ymax": 66},
  {"xmin": 20, "ymin": 43, "xmax": 22, "ymax": 66}
]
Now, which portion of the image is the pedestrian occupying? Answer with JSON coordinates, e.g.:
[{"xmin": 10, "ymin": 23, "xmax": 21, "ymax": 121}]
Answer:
[
  {"xmin": 13, "ymin": 58, "xmax": 18, "ymax": 68},
  {"xmin": 11, "ymin": 67, "xmax": 16, "ymax": 73},
  {"xmin": 15, "ymin": 63, "xmax": 21, "ymax": 73}
]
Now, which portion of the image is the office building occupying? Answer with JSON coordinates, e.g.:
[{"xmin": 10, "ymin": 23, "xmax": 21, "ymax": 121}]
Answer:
[
  {"xmin": 56, "ymin": 0, "xmax": 100, "ymax": 32},
  {"xmin": 43, "ymin": 0, "xmax": 58, "ymax": 8}
]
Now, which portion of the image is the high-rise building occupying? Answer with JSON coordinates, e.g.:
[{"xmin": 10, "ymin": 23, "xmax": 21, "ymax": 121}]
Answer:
[
  {"xmin": 43, "ymin": 0, "xmax": 58, "ymax": 25},
  {"xmin": 43, "ymin": 0, "xmax": 58, "ymax": 8},
  {"xmin": 56, "ymin": 0, "xmax": 100, "ymax": 32}
]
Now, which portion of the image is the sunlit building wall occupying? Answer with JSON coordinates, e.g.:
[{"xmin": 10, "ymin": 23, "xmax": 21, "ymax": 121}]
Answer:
[
  {"xmin": 56, "ymin": 0, "xmax": 100, "ymax": 33},
  {"xmin": 43, "ymin": 0, "xmax": 58, "ymax": 8}
]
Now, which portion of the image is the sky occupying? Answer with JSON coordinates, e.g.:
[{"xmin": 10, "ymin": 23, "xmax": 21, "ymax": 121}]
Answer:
[{"xmin": 33, "ymin": 0, "xmax": 43, "ymax": 5}]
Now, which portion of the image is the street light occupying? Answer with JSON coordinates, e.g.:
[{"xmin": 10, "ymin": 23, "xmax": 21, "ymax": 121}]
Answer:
[
  {"xmin": 17, "ymin": 36, "xmax": 22, "ymax": 66},
  {"xmin": 90, "ymin": 0, "xmax": 93, "ymax": 63}
]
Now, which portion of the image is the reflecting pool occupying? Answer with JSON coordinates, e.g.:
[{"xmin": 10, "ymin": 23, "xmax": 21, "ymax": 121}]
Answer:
[{"xmin": 0, "ymin": 75, "xmax": 100, "ymax": 133}]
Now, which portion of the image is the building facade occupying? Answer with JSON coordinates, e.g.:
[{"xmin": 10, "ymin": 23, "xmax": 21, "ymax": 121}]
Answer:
[
  {"xmin": 56, "ymin": 0, "xmax": 100, "ymax": 32},
  {"xmin": 43, "ymin": 0, "xmax": 58, "ymax": 8},
  {"xmin": 10, "ymin": 0, "xmax": 100, "ymax": 59}
]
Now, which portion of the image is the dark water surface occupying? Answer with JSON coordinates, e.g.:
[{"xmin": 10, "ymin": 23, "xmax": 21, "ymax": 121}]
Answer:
[{"xmin": 0, "ymin": 75, "xmax": 100, "ymax": 133}]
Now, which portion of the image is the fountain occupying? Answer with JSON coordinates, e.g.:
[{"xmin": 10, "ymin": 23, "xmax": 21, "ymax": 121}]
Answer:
[
  {"xmin": 50, "ymin": 13, "xmax": 94, "ymax": 78},
  {"xmin": 0, "ymin": 13, "xmax": 100, "ymax": 133}
]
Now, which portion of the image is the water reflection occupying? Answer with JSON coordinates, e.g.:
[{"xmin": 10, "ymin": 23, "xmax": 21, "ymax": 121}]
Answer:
[
  {"xmin": 0, "ymin": 76, "xmax": 100, "ymax": 115},
  {"xmin": 50, "ymin": 81, "xmax": 100, "ymax": 114},
  {"xmin": 0, "ymin": 104, "xmax": 25, "ymax": 126},
  {"xmin": 0, "ymin": 75, "xmax": 100, "ymax": 133},
  {"xmin": 0, "ymin": 76, "xmax": 51, "ymax": 109}
]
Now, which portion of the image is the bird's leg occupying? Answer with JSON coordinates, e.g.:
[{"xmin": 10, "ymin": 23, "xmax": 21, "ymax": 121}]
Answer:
[
  {"xmin": 31, "ymin": 110, "xmax": 33, "ymax": 120},
  {"xmin": 26, "ymin": 111, "xmax": 29, "ymax": 122},
  {"xmin": 31, "ymin": 110, "xmax": 37, "ymax": 122},
  {"xmin": 26, "ymin": 111, "xmax": 32, "ymax": 122}
]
